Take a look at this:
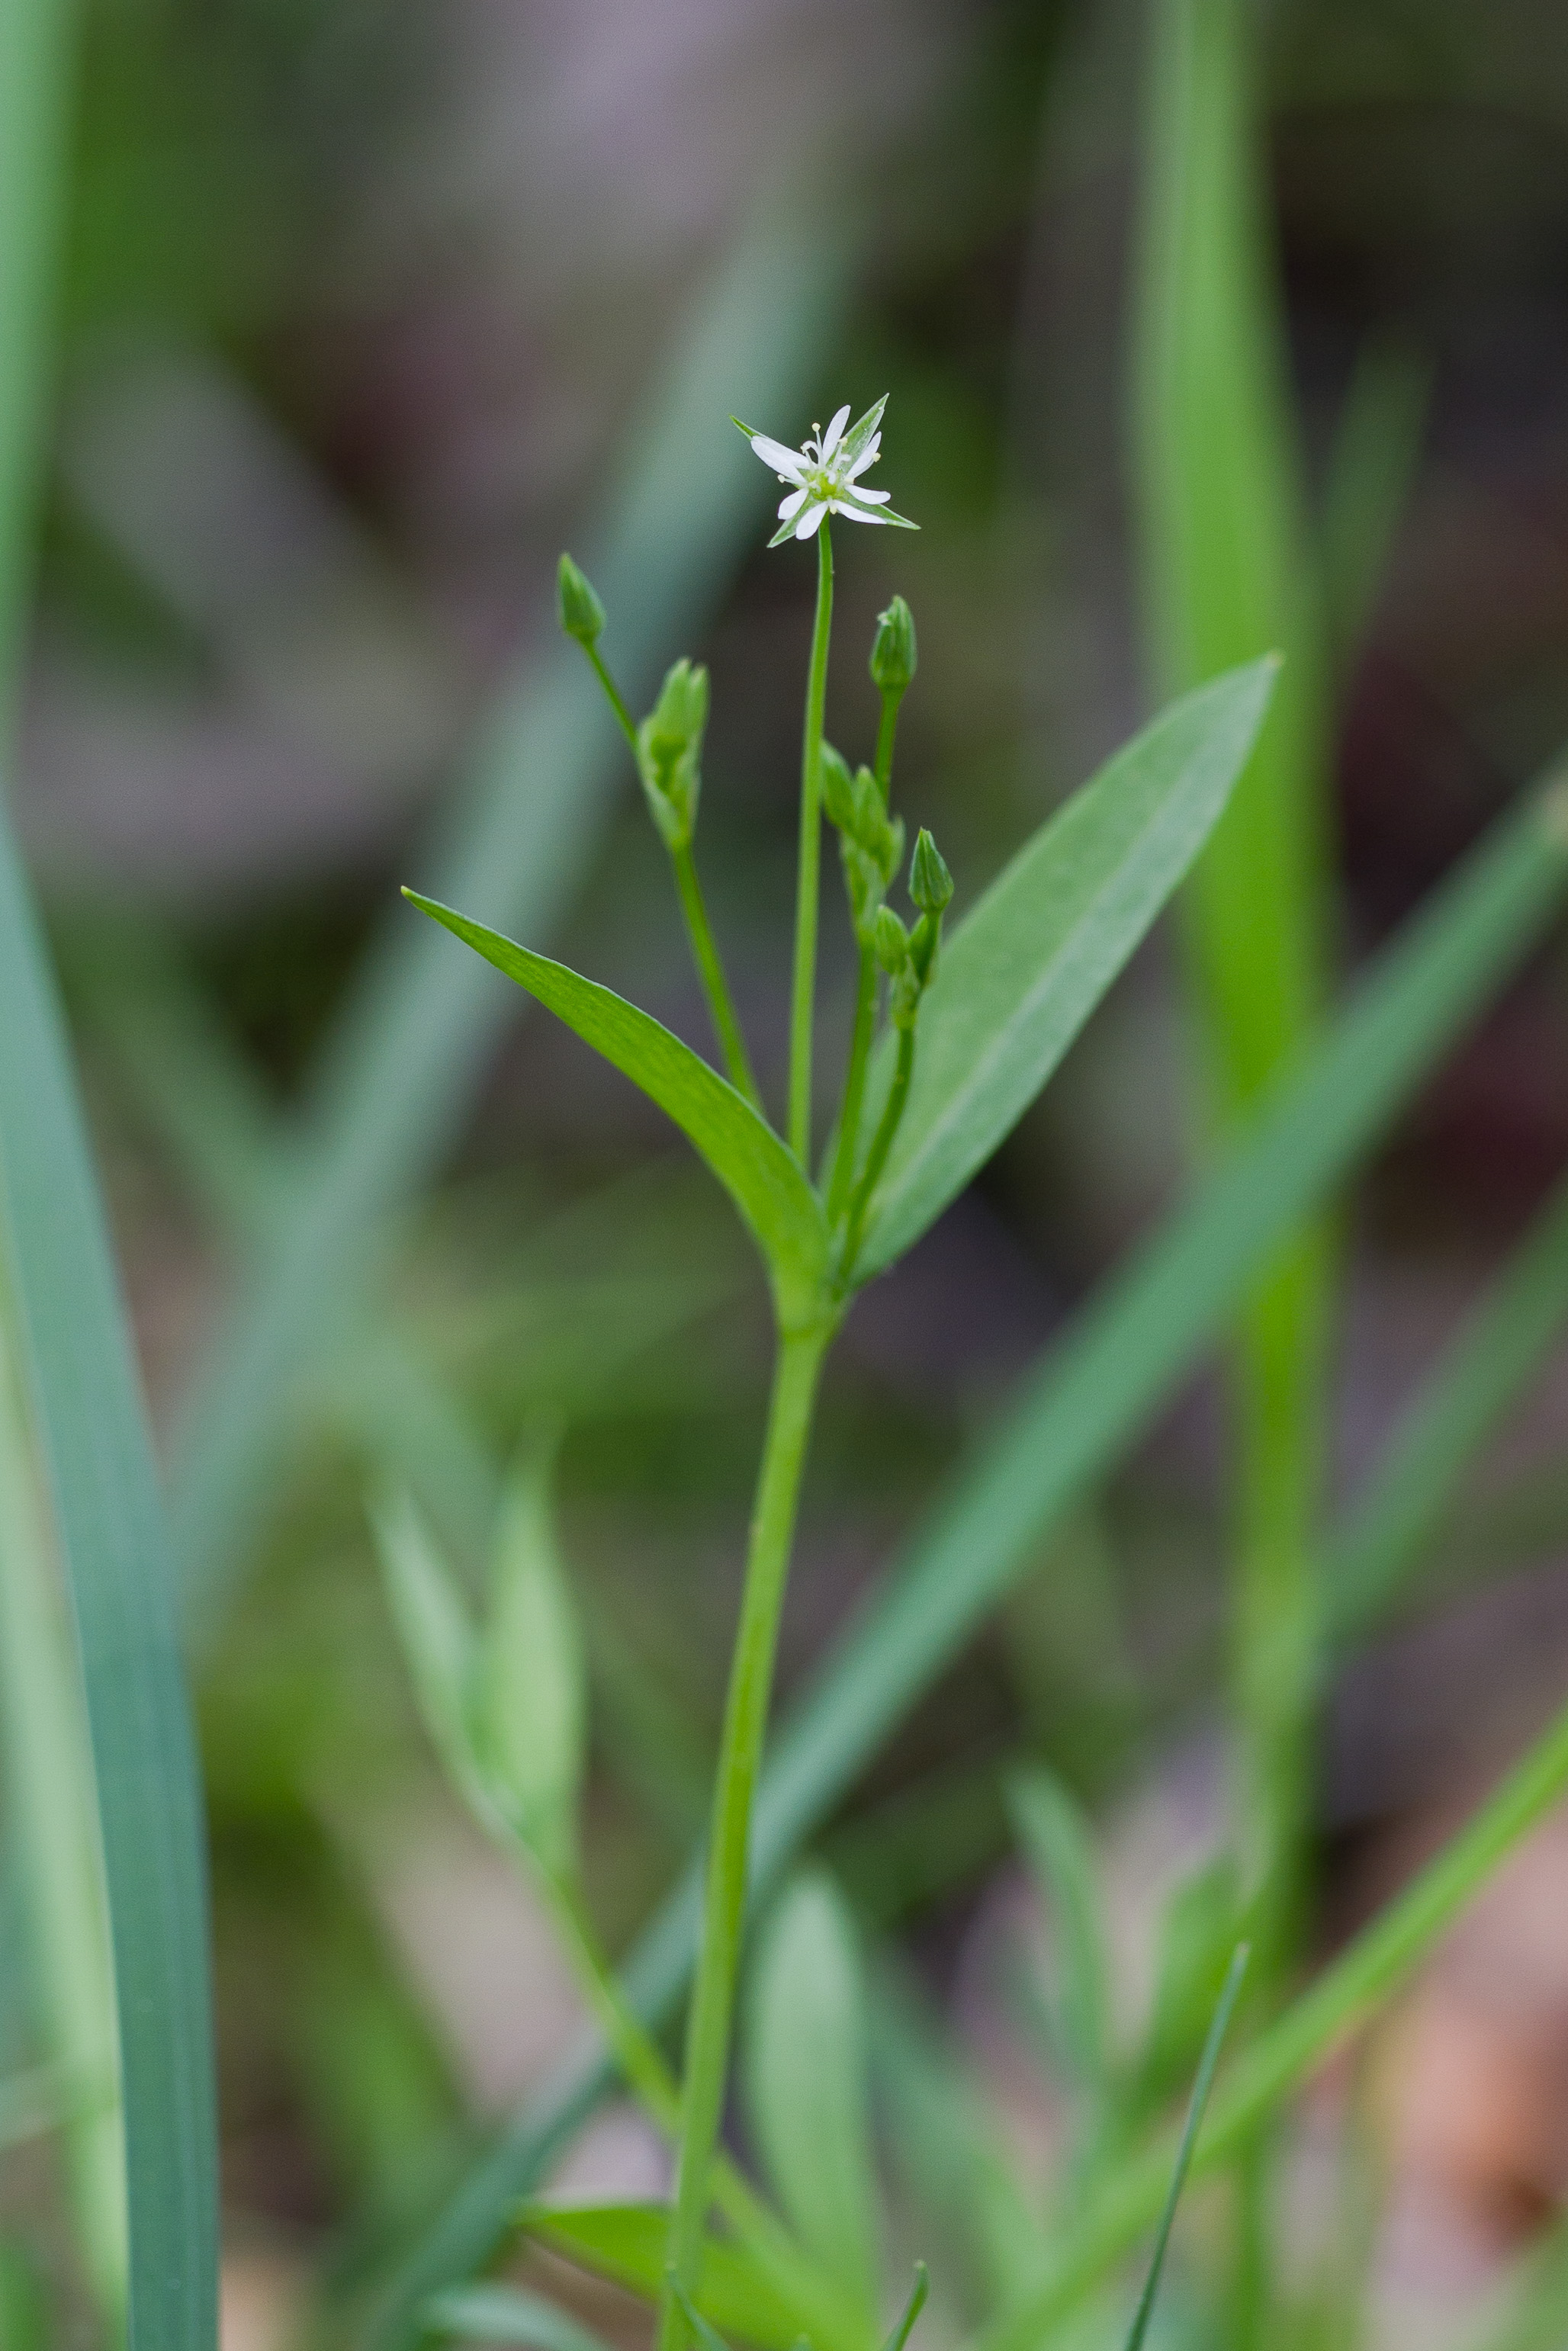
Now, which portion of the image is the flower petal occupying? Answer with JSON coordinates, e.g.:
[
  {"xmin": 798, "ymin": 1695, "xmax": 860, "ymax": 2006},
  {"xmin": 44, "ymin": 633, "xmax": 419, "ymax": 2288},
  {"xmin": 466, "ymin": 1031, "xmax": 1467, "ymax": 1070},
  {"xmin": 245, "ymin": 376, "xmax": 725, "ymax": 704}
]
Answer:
[
  {"xmin": 846, "ymin": 438, "xmax": 882, "ymax": 480},
  {"xmin": 821, "ymin": 403, "xmax": 851, "ymax": 459},
  {"xmin": 795, "ymin": 500, "xmax": 827, "ymax": 538},
  {"xmin": 750, "ymin": 433, "xmax": 807, "ymax": 480},
  {"xmin": 831, "ymin": 496, "xmax": 885, "ymax": 524},
  {"xmin": 777, "ymin": 485, "xmax": 809, "ymax": 519},
  {"xmin": 849, "ymin": 486, "xmax": 890, "ymax": 504}
]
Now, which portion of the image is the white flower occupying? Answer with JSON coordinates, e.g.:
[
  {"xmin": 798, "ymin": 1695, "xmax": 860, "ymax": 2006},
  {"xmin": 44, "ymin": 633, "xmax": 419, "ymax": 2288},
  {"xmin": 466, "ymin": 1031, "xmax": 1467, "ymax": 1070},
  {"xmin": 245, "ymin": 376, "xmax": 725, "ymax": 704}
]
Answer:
[{"xmin": 734, "ymin": 396, "xmax": 918, "ymax": 548}]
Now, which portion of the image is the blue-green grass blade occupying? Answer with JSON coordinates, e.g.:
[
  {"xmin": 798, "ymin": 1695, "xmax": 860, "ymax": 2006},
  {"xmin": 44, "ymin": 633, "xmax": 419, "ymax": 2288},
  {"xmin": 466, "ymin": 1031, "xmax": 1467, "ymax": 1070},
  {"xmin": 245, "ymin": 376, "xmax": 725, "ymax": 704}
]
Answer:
[
  {"xmin": 1132, "ymin": 0, "xmax": 1335, "ymax": 1951},
  {"xmin": 0, "ymin": 808, "xmax": 220, "ymax": 2349},
  {"xmin": 170, "ymin": 194, "xmax": 855, "ymax": 1633},
  {"xmin": 365, "ymin": 771, "xmax": 1568, "ymax": 2349},
  {"xmin": 1325, "ymin": 1164, "xmax": 1568, "ymax": 1646}
]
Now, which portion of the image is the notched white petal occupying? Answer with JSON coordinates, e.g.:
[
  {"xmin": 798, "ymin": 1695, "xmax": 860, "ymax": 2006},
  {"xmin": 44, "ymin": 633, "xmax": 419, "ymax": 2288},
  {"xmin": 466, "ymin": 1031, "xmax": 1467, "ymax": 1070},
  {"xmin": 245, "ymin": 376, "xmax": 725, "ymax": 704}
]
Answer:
[
  {"xmin": 821, "ymin": 403, "xmax": 851, "ymax": 458},
  {"xmin": 831, "ymin": 497, "xmax": 885, "ymax": 524},
  {"xmin": 777, "ymin": 485, "xmax": 809, "ymax": 519},
  {"xmin": 795, "ymin": 502, "xmax": 827, "ymax": 538}
]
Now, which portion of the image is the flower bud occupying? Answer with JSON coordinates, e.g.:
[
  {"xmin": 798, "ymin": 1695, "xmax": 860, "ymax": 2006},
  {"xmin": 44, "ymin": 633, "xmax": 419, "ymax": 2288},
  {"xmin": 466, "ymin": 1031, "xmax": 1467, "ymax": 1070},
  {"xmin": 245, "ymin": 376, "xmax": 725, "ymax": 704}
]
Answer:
[
  {"xmin": 636, "ymin": 658, "xmax": 708, "ymax": 848},
  {"xmin": 873, "ymin": 905, "xmax": 910, "ymax": 975},
  {"xmin": 909, "ymin": 827, "xmax": 953, "ymax": 916},
  {"xmin": 869, "ymin": 595, "xmax": 917, "ymax": 695},
  {"xmin": 557, "ymin": 553, "xmax": 606, "ymax": 647},
  {"xmin": 821, "ymin": 744, "xmax": 857, "ymax": 833}
]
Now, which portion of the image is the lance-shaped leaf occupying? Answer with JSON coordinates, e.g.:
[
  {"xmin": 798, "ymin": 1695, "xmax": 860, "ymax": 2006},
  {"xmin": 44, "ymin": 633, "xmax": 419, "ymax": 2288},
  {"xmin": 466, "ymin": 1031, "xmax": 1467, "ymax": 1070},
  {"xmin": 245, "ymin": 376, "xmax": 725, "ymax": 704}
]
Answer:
[
  {"xmin": 853, "ymin": 658, "xmax": 1277, "ymax": 1278},
  {"xmin": 744, "ymin": 1872, "xmax": 879, "ymax": 2318},
  {"xmin": 519, "ymin": 2205, "xmax": 806, "ymax": 2351},
  {"xmin": 406, "ymin": 895, "xmax": 831, "ymax": 1329}
]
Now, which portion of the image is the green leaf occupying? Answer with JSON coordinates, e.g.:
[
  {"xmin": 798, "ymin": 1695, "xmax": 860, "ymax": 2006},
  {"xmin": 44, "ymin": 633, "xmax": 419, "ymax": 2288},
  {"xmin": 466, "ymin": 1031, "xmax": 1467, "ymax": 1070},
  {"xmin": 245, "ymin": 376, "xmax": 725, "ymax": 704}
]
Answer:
[
  {"xmin": 1005, "ymin": 1770, "xmax": 1110, "ymax": 2101},
  {"xmin": 474, "ymin": 1448, "xmax": 586, "ymax": 1880},
  {"xmin": 743, "ymin": 1873, "xmax": 879, "ymax": 2317},
  {"xmin": 369, "ymin": 1485, "xmax": 482, "ymax": 1810},
  {"xmin": 882, "ymin": 2268, "xmax": 930, "ymax": 2351},
  {"xmin": 405, "ymin": 895, "xmax": 831, "ymax": 1329},
  {"xmin": 854, "ymin": 659, "xmax": 1277, "ymax": 1277},
  {"xmin": 423, "ymin": 2283, "xmax": 615, "ymax": 2351},
  {"xmin": 371, "ymin": 769, "xmax": 1568, "ymax": 2348},
  {"xmin": 0, "ymin": 807, "xmax": 218, "ymax": 2351},
  {"xmin": 1317, "ymin": 335, "xmax": 1428, "ymax": 676},
  {"xmin": 519, "ymin": 2205, "xmax": 807, "ymax": 2351}
]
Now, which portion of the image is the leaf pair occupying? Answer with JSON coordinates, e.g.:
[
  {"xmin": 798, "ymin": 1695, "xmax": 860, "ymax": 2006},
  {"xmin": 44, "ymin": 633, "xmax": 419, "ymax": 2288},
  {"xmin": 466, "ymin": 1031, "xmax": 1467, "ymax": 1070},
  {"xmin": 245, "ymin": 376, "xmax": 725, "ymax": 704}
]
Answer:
[
  {"xmin": 371, "ymin": 1450, "xmax": 584, "ymax": 1881},
  {"xmin": 408, "ymin": 657, "xmax": 1277, "ymax": 1316}
]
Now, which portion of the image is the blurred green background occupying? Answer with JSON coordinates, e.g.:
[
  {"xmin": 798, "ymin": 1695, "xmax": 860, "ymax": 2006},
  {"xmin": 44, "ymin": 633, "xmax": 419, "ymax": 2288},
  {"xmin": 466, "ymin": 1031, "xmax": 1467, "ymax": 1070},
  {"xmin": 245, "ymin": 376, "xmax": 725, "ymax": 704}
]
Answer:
[{"xmin": 11, "ymin": 1, "xmax": 1568, "ymax": 2344}]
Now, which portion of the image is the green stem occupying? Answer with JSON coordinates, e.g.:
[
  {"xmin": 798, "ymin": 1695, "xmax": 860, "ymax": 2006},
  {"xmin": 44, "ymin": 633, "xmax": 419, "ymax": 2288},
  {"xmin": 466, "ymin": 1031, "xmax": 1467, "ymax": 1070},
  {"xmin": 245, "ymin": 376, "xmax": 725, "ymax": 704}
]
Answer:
[
  {"xmin": 826, "ymin": 943, "xmax": 877, "ymax": 1223},
  {"xmin": 586, "ymin": 644, "xmax": 638, "ymax": 751},
  {"xmin": 873, "ymin": 688, "xmax": 900, "ymax": 801},
  {"xmin": 671, "ymin": 842, "xmax": 764, "ymax": 1113},
  {"xmin": 840, "ymin": 1025, "xmax": 914, "ymax": 1282},
  {"xmin": 659, "ymin": 1322, "xmax": 833, "ymax": 2351},
  {"xmin": 789, "ymin": 523, "xmax": 834, "ymax": 1165}
]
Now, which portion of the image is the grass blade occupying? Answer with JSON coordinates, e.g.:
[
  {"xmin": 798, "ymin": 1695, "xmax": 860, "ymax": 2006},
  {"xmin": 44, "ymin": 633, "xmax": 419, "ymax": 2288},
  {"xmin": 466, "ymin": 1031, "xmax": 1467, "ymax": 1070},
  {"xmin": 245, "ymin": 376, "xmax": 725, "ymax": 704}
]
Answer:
[
  {"xmin": 0, "ymin": 1331, "xmax": 124, "ymax": 2319},
  {"xmin": 1120, "ymin": 1945, "xmax": 1248, "ymax": 2351},
  {"xmin": 0, "ymin": 807, "xmax": 220, "ymax": 2350},
  {"xmin": 170, "ymin": 194, "xmax": 856, "ymax": 1630},
  {"xmin": 367, "ymin": 767, "xmax": 1568, "ymax": 2346},
  {"xmin": 1325, "ymin": 1164, "xmax": 1568, "ymax": 1645}
]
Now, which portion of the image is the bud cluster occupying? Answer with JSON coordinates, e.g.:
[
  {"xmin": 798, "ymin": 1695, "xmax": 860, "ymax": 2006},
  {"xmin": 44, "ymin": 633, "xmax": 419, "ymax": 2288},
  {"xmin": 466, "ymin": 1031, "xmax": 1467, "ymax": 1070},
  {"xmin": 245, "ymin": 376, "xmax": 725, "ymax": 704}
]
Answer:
[
  {"xmin": 873, "ymin": 827, "xmax": 953, "ymax": 1029},
  {"xmin": 636, "ymin": 658, "xmax": 709, "ymax": 850},
  {"xmin": 822, "ymin": 744, "xmax": 904, "ymax": 943}
]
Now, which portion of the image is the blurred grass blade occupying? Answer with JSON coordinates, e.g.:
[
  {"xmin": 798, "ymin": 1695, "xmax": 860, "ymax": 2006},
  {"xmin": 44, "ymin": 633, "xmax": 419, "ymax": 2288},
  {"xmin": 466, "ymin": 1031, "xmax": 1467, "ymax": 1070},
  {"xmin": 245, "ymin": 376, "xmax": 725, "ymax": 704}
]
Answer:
[
  {"xmin": 424, "ymin": 2284, "xmax": 615, "ymax": 2351},
  {"xmin": 1120, "ymin": 1945, "xmax": 1248, "ymax": 2351},
  {"xmin": 477, "ymin": 1447, "xmax": 586, "ymax": 1879},
  {"xmin": 1133, "ymin": 0, "xmax": 1332, "ymax": 1934},
  {"xmin": 0, "ymin": 0, "xmax": 218, "ymax": 2340},
  {"xmin": 368, "ymin": 768, "xmax": 1568, "ymax": 2348},
  {"xmin": 170, "ymin": 197, "xmax": 855, "ymax": 1631},
  {"xmin": 744, "ymin": 1872, "xmax": 879, "ymax": 2317},
  {"xmin": 1317, "ymin": 336, "xmax": 1428, "ymax": 674},
  {"xmin": 1325, "ymin": 1164, "xmax": 1568, "ymax": 1646},
  {"xmin": 0, "ymin": 1331, "xmax": 124, "ymax": 2319},
  {"xmin": 857, "ymin": 660, "xmax": 1277, "ymax": 1278},
  {"xmin": 406, "ymin": 897, "xmax": 831, "ymax": 1325},
  {"xmin": 1005, "ymin": 1768, "xmax": 1110, "ymax": 2103},
  {"xmin": 0, "ymin": 809, "xmax": 220, "ymax": 2350},
  {"xmin": 978, "ymin": 1683, "xmax": 1568, "ymax": 2351},
  {"xmin": 520, "ymin": 2204, "xmax": 807, "ymax": 2351},
  {"xmin": 1133, "ymin": 1857, "xmax": 1242, "ymax": 2119}
]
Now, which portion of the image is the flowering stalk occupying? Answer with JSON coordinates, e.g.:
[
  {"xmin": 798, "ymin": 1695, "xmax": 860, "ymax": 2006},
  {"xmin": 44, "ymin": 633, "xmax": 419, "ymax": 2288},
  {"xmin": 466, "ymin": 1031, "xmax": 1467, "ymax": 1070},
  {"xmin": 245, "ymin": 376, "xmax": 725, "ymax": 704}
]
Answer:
[{"xmin": 789, "ymin": 522, "xmax": 833, "ymax": 1164}]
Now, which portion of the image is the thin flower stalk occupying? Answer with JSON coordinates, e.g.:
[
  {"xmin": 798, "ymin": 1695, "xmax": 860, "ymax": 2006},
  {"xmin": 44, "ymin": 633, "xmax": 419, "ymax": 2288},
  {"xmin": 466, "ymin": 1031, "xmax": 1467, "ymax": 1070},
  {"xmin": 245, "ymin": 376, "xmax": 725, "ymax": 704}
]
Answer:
[{"xmin": 789, "ymin": 520, "xmax": 834, "ymax": 1164}]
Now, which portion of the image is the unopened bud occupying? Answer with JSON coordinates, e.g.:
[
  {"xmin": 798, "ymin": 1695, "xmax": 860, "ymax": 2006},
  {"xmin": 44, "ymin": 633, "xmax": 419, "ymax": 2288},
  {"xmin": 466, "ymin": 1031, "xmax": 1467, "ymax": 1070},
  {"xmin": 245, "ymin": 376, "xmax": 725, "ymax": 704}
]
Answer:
[
  {"xmin": 648, "ymin": 657, "xmax": 708, "ymax": 753},
  {"xmin": 637, "ymin": 658, "xmax": 708, "ymax": 848},
  {"xmin": 909, "ymin": 827, "xmax": 953, "ymax": 916},
  {"xmin": 869, "ymin": 595, "xmax": 917, "ymax": 695},
  {"xmin": 821, "ymin": 744, "xmax": 857, "ymax": 833},
  {"xmin": 873, "ymin": 905, "xmax": 910, "ymax": 975},
  {"xmin": 557, "ymin": 553, "xmax": 606, "ymax": 646}
]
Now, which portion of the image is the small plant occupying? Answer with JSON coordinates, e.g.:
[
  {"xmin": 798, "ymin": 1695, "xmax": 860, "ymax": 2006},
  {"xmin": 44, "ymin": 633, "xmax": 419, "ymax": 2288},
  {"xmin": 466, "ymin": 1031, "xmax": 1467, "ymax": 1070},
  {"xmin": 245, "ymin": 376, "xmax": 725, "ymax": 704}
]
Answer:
[{"xmin": 392, "ymin": 393, "xmax": 1274, "ymax": 2348}]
